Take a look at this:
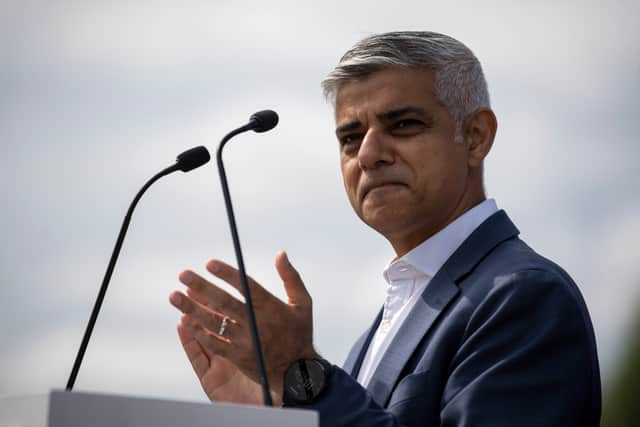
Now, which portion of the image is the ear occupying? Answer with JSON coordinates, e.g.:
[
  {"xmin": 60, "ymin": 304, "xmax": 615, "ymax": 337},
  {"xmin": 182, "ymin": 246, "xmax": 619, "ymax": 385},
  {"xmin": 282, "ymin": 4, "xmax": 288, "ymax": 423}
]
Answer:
[{"xmin": 463, "ymin": 108, "xmax": 497, "ymax": 168}]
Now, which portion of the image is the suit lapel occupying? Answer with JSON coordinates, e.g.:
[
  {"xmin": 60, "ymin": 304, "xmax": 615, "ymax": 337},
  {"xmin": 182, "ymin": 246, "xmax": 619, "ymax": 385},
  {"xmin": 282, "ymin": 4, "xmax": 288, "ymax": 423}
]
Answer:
[
  {"xmin": 366, "ymin": 273, "xmax": 459, "ymax": 406},
  {"xmin": 343, "ymin": 309, "xmax": 383, "ymax": 377},
  {"xmin": 365, "ymin": 210, "xmax": 520, "ymax": 407}
]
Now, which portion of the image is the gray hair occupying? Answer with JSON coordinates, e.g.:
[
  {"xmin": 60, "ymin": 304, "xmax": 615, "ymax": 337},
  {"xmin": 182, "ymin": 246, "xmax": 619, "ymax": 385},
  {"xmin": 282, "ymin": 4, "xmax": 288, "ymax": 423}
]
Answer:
[{"xmin": 322, "ymin": 31, "xmax": 490, "ymax": 143}]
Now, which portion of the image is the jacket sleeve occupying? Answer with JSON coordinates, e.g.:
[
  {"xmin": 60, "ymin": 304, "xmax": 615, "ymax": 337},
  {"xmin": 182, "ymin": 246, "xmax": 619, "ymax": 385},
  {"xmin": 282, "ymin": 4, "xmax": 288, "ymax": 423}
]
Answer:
[{"xmin": 289, "ymin": 366, "xmax": 402, "ymax": 427}]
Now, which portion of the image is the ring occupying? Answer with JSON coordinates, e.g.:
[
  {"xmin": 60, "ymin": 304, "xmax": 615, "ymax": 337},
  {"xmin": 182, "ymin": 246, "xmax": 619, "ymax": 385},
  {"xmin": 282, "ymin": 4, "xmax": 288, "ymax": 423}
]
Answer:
[{"xmin": 218, "ymin": 316, "xmax": 229, "ymax": 336}]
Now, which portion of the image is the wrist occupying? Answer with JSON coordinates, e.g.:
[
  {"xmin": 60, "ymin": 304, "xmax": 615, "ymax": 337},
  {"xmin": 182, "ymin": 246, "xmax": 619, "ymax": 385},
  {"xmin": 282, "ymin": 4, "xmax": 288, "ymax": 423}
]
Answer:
[{"xmin": 282, "ymin": 357, "xmax": 333, "ymax": 406}]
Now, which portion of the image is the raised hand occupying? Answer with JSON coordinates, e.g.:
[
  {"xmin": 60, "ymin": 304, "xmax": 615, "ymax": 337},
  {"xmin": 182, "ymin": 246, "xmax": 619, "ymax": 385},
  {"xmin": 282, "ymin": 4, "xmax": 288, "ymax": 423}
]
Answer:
[{"xmin": 170, "ymin": 251, "xmax": 318, "ymax": 405}]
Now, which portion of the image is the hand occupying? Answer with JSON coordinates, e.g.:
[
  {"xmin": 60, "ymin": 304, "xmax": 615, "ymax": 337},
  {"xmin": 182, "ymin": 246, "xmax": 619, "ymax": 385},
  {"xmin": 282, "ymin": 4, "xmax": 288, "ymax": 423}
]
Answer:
[
  {"xmin": 169, "ymin": 251, "xmax": 317, "ymax": 405},
  {"xmin": 176, "ymin": 314, "xmax": 264, "ymax": 404}
]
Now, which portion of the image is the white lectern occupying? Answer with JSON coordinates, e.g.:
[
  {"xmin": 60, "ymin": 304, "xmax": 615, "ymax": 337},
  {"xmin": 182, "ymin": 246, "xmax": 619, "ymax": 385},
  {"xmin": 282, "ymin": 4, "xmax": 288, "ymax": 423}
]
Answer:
[{"xmin": 0, "ymin": 390, "xmax": 318, "ymax": 427}]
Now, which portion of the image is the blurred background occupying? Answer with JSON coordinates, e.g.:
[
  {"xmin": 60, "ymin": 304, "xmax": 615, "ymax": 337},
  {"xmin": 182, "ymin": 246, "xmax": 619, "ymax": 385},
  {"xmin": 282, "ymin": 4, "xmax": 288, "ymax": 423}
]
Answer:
[{"xmin": 1, "ymin": 0, "xmax": 639, "ymax": 424}]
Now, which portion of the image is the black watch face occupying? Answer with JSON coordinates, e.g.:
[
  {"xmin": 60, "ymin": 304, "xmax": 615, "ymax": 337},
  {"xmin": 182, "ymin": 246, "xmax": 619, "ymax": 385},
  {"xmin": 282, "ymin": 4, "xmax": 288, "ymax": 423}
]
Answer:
[{"xmin": 284, "ymin": 359, "xmax": 327, "ymax": 403}]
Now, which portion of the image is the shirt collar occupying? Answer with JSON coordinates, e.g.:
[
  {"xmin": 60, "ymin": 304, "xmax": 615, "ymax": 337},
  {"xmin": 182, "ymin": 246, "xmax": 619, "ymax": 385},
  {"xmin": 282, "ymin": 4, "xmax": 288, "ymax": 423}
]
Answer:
[{"xmin": 384, "ymin": 199, "xmax": 498, "ymax": 281}]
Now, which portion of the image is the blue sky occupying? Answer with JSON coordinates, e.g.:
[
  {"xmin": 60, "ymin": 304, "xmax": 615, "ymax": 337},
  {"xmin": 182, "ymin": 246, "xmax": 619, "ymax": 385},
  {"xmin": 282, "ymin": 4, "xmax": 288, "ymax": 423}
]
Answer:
[{"xmin": 1, "ymin": 0, "xmax": 639, "ymax": 401}]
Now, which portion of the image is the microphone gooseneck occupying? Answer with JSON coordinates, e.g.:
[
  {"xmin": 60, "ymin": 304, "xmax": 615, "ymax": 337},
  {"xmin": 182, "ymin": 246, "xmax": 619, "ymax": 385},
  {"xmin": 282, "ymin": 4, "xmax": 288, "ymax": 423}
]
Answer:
[
  {"xmin": 66, "ymin": 146, "xmax": 211, "ymax": 392},
  {"xmin": 216, "ymin": 110, "xmax": 279, "ymax": 406}
]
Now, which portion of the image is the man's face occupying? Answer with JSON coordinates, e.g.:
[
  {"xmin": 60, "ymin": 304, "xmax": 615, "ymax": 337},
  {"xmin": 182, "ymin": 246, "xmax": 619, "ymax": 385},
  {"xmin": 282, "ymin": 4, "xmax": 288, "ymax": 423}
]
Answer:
[{"xmin": 334, "ymin": 67, "xmax": 472, "ymax": 253}]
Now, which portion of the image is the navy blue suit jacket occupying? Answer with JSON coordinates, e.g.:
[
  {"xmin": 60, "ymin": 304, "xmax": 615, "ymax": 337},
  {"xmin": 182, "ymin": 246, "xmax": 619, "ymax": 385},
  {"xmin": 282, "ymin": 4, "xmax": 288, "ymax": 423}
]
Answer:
[{"xmin": 292, "ymin": 211, "xmax": 601, "ymax": 426}]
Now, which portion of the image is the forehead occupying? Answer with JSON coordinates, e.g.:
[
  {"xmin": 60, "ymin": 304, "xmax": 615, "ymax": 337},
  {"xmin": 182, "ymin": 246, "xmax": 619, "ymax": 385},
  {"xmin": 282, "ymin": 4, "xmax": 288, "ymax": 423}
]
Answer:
[{"xmin": 334, "ymin": 67, "xmax": 441, "ymax": 122}]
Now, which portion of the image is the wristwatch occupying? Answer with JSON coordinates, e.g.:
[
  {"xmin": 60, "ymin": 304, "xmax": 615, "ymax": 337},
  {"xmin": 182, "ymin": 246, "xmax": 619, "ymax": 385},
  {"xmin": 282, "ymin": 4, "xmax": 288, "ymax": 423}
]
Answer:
[{"xmin": 282, "ymin": 358, "xmax": 333, "ymax": 405}]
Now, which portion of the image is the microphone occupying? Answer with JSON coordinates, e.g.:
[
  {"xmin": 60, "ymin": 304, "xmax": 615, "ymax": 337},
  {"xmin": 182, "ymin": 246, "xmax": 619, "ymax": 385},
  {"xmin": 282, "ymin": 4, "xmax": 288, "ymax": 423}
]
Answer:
[
  {"xmin": 249, "ymin": 110, "xmax": 279, "ymax": 133},
  {"xmin": 66, "ymin": 146, "xmax": 211, "ymax": 391},
  {"xmin": 176, "ymin": 145, "xmax": 212, "ymax": 172},
  {"xmin": 216, "ymin": 110, "xmax": 279, "ymax": 406}
]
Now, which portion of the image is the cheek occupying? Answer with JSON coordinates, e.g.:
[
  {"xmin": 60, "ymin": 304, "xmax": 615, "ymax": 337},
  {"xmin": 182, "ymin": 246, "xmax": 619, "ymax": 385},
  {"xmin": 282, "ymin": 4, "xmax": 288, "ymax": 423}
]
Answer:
[
  {"xmin": 413, "ymin": 149, "xmax": 466, "ymax": 198},
  {"xmin": 340, "ymin": 161, "xmax": 361, "ymax": 207},
  {"xmin": 340, "ymin": 159, "xmax": 357, "ymax": 189}
]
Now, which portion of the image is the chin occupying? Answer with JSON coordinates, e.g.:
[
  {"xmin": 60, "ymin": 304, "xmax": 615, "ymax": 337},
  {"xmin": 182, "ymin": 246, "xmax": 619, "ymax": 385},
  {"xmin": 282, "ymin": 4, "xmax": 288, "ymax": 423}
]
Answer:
[{"xmin": 361, "ymin": 208, "xmax": 410, "ymax": 234}]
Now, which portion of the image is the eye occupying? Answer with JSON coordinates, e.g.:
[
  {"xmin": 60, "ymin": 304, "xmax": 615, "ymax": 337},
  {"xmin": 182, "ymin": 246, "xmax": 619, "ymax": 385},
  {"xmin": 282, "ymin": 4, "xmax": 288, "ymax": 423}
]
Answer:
[
  {"xmin": 393, "ymin": 119, "xmax": 424, "ymax": 131},
  {"xmin": 339, "ymin": 133, "xmax": 363, "ymax": 146},
  {"xmin": 388, "ymin": 118, "xmax": 427, "ymax": 137}
]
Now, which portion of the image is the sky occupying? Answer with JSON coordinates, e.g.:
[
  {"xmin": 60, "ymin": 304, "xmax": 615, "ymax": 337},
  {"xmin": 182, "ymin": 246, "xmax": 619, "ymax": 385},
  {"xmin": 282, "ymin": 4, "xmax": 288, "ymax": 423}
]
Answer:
[{"xmin": 1, "ymin": 0, "xmax": 639, "ymax": 403}]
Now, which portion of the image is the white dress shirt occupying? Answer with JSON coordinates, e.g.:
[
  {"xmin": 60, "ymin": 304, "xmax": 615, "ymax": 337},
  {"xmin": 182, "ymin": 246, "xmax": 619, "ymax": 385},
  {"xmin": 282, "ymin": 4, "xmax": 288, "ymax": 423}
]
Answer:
[{"xmin": 357, "ymin": 199, "xmax": 499, "ymax": 387}]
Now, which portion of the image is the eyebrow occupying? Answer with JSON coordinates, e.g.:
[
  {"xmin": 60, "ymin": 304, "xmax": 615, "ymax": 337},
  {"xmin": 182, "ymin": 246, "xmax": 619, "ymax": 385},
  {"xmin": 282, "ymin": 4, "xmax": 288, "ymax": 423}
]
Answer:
[
  {"xmin": 335, "ymin": 105, "xmax": 434, "ymax": 135},
  {"xmin": 379, "ymin": 106, "xmax": 430, "ymax": 121},
  {"xmin": 335, "ymin": 120, "xmax": 362, "ymax": 134}
]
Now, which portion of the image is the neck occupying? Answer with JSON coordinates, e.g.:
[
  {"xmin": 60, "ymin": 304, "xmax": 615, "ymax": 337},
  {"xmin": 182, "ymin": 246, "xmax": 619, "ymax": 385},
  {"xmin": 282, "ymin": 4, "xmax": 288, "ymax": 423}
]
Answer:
[{"xmin": 389, "ymin": 189, "xmax": 486, "ymax": 257}]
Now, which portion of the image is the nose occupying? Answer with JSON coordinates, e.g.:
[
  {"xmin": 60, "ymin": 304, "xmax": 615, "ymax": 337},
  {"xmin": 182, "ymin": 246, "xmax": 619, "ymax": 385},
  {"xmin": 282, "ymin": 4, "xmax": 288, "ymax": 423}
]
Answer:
[{"xmin": 357, "ymin": 127, "xmax": 394, "ymax": 170}]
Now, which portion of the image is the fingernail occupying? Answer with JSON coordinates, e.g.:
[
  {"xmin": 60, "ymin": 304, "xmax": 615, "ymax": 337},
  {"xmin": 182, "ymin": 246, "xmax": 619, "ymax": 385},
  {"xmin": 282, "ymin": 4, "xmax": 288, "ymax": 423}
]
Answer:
[
  {"xmin": 170, "ymin": 293, "xmax": 183, "ymax": 305},
  {"xmin": 180, "ymin": 271, "xmax": 194, "ymax": 284},
  {"xmin": 208, "ymin": 262, "xmax": 220, "ymax": 273}
]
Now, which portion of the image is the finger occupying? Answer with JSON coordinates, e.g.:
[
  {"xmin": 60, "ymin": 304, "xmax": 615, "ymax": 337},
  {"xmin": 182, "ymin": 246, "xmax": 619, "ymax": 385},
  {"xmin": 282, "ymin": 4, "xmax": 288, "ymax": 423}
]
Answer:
[
  {"xmin": 193, "ymin": 327, "xmax": 233, "ymax": 359},
  {"xmin": 177, "ymin": 316, "xmax": 211, "ymax": 378},
  {"xmin": 175, "ymin": 296, "xmax": 240, "ymax": 344},
  {"xmin": 170, "ymin": 291, "xmax": 240, "ymax": 339},
  {"xmin": 275, "ymin": 251, "xmax": 311, "ymax": 307},
  {"xmin": 178, "ymin": 270, "xmax": 245, "ymax": 316},
  {"xmin": 181, "ymin": 313, "xmax": 236, "ymax": 344},
  {"xmin": 185, "ymin": 287, "xmax": 227, "ymax": 315},
  {"xmin": 206, "ymin": 260, "xmax": 274, "ymax": 301},
  {"xmin": 202, "ymin": 313, "xmax": 235, "ymax": 343}
]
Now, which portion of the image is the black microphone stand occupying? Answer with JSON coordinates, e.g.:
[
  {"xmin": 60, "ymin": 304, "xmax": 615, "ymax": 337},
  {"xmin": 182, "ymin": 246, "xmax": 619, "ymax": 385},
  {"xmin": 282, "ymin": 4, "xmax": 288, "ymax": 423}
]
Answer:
[
  {"xmin": 217, "ymin": 123, "xmax": 273, "ymax": 406},
  {"xmin": 66, "ymin": 146, "xmax": 210, "ymax": 391}
]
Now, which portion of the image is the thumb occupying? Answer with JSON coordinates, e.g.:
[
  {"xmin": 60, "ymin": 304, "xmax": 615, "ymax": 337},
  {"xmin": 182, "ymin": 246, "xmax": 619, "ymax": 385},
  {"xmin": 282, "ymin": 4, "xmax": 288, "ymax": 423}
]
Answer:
[{"xmin": 275, "ymin": 251, "xmax": 311, "ymax": 307}]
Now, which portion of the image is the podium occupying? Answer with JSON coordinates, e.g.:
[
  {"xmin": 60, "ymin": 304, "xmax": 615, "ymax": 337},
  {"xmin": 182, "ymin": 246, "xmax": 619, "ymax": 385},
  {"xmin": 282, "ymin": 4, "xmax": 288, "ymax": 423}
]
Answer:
[{"xmin": 0, "ymin": 390, "xmax": 318, "ymax": 427}]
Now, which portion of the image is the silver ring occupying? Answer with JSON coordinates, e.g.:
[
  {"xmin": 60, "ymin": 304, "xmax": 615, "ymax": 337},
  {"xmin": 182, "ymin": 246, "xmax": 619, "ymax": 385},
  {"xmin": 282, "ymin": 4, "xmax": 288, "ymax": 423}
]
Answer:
[{"xmin": 218, "ymin": 316, "xmax": 229, "ymax": 336}]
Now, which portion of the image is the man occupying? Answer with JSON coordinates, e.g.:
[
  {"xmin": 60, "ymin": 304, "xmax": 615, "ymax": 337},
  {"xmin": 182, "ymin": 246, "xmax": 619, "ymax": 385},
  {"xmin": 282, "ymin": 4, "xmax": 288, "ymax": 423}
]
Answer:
[{"xmin": 169, "ymin": 31, "xmax": 601, "ymax": 426}]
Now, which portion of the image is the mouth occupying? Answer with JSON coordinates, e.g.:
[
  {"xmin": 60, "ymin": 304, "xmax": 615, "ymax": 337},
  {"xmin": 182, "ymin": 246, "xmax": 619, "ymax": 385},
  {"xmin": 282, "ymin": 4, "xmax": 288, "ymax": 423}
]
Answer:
[{"xmin": 361, "ymin": 182, "xmax": 407, "ymax": 201}]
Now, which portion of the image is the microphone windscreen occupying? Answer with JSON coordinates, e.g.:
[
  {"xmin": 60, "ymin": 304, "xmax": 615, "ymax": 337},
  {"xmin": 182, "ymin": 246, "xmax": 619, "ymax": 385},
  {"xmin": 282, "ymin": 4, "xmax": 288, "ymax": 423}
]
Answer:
[
  {"xmin": 176, "ymin": 146, "xmax": 211, "ymax": 172},
  {"xmin": 250, "ymin": 110, "xmax": 279, "ymax": 133}
]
